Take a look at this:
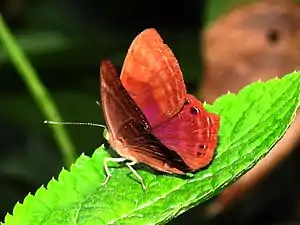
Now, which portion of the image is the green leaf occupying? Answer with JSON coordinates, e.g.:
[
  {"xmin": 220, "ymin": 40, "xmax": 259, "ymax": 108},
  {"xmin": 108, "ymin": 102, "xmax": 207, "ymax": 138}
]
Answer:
[{"xmin": 3, "ymin": 73, "xmax": 300, "ymax": 224}]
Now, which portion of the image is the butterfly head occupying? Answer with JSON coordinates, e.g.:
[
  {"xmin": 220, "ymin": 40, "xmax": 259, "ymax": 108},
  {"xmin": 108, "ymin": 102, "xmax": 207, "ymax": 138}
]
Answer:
[{"xmin": 103, "ymin": 127, "xmax": 110, "ymax": 141}]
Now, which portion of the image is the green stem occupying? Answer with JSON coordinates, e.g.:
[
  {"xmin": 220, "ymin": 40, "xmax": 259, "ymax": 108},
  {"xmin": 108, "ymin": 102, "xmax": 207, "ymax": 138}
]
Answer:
[{"xmin": 0, "ymin": 16, "xmax": 76, "ymax": 168}]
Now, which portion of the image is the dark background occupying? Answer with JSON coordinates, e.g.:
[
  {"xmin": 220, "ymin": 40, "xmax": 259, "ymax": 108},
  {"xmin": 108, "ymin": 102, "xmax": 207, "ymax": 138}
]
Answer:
[{"xmin": 0, "ymin": 0, "xmax": 299, "ymax": 224}]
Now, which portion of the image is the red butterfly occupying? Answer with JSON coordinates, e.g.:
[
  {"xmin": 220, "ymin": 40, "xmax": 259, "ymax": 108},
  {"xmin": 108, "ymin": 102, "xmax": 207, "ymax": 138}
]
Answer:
[{"xmin": 100, "ymin": 28, "xmax": 220, "ymax": 189}]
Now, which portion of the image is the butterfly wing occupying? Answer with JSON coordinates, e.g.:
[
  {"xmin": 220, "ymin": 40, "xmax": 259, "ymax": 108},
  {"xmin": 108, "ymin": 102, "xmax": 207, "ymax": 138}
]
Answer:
[
  {"xmin": 119, "ymin": 28, "xmax": 220, "ymax": 171},
  {"xmin": 120, "ymin": 28, "xmax": 186, "ymax": 128},
  {"xmin": 100, "ymin": 60, "xmax": 191, "ymax": 174},
  {"xmin": 152, "ymin": 94, "xmax": 220, "ymax": 171}
]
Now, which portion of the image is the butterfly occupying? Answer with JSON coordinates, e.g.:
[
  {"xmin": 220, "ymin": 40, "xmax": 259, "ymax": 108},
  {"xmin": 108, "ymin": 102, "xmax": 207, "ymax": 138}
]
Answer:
[{"xmin": 100, "ymin": 28, "xmax": 220, "ymax": 190}]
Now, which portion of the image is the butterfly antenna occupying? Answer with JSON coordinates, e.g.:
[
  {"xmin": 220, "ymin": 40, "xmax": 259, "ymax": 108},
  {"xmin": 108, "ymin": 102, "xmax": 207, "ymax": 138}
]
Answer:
[
  {"xmin": 44, "ymin": 120, "xmax": 106, "ymax": 128},
  {"xmin": 95, "ymin": 100, "xmax": 101, "ymax": 108}
]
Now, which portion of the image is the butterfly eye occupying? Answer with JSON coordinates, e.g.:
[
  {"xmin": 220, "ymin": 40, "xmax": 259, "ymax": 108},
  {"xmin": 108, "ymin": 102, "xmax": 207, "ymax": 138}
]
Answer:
[{"xmin": 190, "ymin": 106, "xmax": 200, "ymax": 114}]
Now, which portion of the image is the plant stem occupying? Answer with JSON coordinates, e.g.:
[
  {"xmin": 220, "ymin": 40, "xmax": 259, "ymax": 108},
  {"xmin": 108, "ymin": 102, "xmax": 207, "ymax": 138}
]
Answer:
[{"xmin": 0, "ymin": 16, "xmax": 76, "ymax": 168}]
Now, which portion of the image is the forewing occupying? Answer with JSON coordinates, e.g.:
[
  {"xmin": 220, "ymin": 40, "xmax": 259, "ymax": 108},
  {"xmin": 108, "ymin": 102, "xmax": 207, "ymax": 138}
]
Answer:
[
  {"xmin": 100, "ymin": 60, "xmax": 190, "ymax": 174},
  {"xmin": 120, "ymin": 28, "xmax": 186, "ymax": 128},
  {"xmin": 152, "ymin": 94, "xmax": 220, "ymax": 171},
  {"xmin": 100, "ymin": 59, "xmax": 149, "ymax": 141}
]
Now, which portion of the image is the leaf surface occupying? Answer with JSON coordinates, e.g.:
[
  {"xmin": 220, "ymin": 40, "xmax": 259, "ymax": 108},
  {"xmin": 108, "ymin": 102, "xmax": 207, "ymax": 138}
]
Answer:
[{"xmin": 3, "ymin": 72, "xmax": 300, "ymax": 225}]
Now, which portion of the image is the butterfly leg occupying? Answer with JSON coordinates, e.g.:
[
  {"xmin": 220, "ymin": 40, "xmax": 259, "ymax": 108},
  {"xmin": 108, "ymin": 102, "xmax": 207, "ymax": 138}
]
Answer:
[
  {"xmin": 102, "ymin": 157, "xmax": 126, "ymax": 186},
  {"xmin": 126, "ymin": 161, "xmax": 146, "ymax": 190}
]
